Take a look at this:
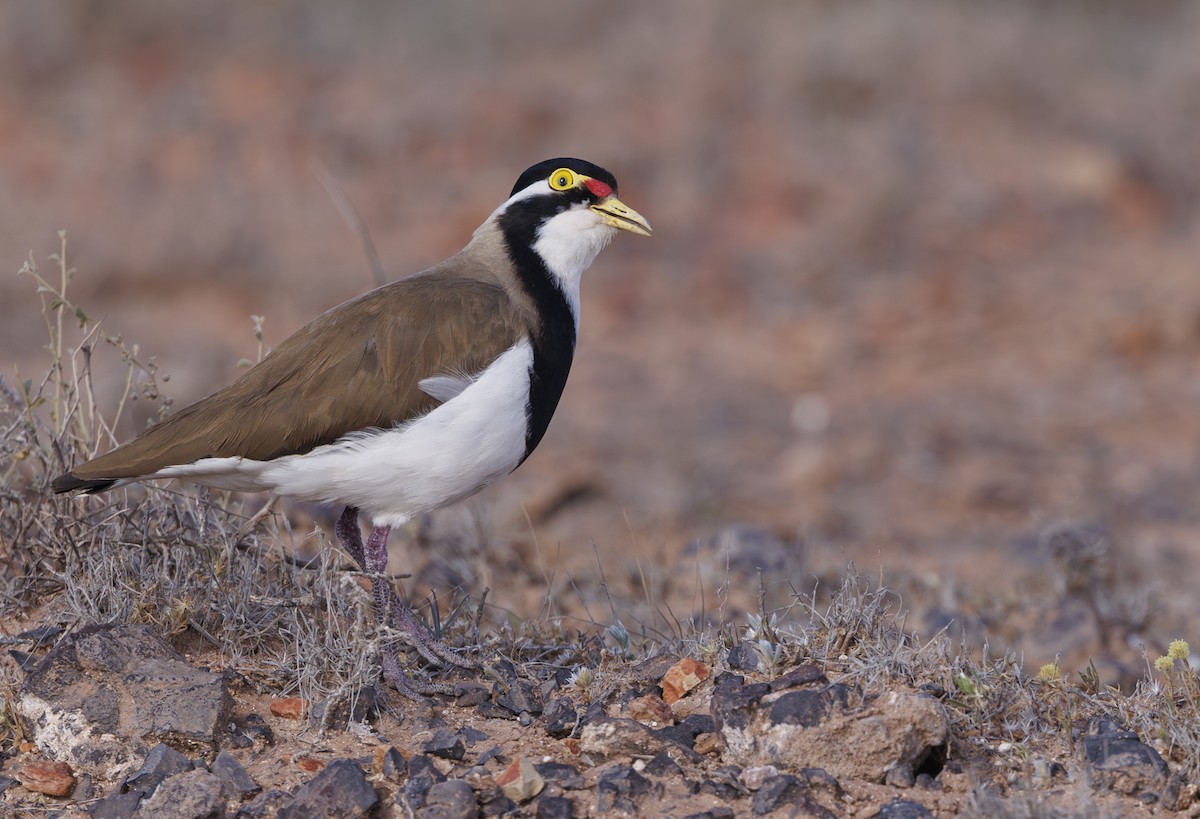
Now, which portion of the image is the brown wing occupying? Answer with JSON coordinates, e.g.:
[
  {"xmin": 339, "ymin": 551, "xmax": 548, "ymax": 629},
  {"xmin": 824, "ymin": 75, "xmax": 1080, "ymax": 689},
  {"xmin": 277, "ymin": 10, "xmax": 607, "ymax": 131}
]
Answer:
[{"xmin": 58, "ymin": 273, "xmax": 530, "ymax": 485}]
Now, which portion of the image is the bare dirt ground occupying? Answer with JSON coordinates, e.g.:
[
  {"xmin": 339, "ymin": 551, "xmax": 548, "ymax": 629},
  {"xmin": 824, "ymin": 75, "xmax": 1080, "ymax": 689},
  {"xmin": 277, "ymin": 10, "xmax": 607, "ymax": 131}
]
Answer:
[{"xmin": 4, "ymin": 2, "xmax": 1200, "ymax": 816}]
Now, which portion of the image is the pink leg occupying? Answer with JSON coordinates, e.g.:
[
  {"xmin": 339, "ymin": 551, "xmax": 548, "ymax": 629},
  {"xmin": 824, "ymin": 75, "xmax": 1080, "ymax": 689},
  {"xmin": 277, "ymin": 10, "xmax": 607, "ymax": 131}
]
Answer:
[
  {"xmin": 335, "ymin": 506, "xmax": 366, "ymax": 567},
  {"xmin": 333, "ymin": 506, "xmax": 475, "ymax": 698}
]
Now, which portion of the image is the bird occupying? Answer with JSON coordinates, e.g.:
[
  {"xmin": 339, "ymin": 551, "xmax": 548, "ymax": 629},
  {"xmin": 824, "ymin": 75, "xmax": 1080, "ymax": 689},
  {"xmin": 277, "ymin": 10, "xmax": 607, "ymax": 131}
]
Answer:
[{"xmin": 52, "ymin": 157, "xmax": 651, "ymax": 698}]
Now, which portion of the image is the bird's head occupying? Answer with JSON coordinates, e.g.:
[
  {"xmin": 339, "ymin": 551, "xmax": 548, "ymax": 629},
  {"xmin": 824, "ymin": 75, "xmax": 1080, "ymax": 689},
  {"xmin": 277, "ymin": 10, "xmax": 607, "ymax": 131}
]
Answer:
[
  {"xmin": 506, "ymin": 158, "xmax": 652, "ymax": 238},
  {"xmin": 490, "ymin": 159, "xmax": 651, "ymax": 307}
]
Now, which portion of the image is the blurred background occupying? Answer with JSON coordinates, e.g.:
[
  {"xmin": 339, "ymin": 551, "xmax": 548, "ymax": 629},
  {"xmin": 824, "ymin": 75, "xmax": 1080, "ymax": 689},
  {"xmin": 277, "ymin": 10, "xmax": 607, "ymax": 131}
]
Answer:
[{"xmin": 4, "ymin": 0, "xmax": 1200, "ymax": 678}]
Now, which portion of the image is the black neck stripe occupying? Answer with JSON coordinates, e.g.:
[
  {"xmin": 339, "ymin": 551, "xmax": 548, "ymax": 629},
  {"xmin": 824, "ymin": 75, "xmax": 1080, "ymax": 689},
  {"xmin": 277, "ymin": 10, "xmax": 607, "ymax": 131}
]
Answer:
[{"xmin": 497, "ymin": 201, "xmax": 578, "ymax": 461}]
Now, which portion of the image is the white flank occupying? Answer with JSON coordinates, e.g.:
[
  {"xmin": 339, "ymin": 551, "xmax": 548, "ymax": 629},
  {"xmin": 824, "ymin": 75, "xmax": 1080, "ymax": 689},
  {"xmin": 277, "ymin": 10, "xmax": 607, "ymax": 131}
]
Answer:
[{"xmin": 152, "ymin": 340, "xmax": 535, "ymax": 527}]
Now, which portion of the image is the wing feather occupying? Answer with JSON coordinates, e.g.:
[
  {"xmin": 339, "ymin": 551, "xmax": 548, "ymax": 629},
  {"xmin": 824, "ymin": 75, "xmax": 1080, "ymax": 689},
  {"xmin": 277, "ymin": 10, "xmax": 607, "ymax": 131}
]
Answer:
[{"xmin": 57, "ymin": 272, "xmax": 531, "ymax": 485}]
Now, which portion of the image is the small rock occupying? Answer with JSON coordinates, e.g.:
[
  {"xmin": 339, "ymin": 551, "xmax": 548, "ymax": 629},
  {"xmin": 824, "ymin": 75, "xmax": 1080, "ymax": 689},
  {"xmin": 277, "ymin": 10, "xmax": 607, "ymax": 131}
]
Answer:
[
  {"xmin": 885, "ymin": 764, "xmax": 916, "ymax": 788},
  {"xmin": 752, "ymin": 774, "xmax": 836, "ymax": 817},
  {"xmin": 699, "ymin": 776, "xmax": 743, "ymax": 801},
  {"xmin": 423, "ymin": 728, "xmax": 466, "ymax": 761},
  {"xmin": 710, "ymin": 681, "xmax": 771, "ymax": 732},
  {"xmin": 461, "ymin": 726, "xmax": 489, "ymax": 745},
  {"xmin": 497, "ymin": 679, "xmax": 543, "ymax": 717},
  {"xmin": 596, "ymin": 765, "xmax": 654, "ymax": 814},
  {"xmin": 694, "ymin": 732, "xmax": 723, "ymax": 755},
  {"xmin": 535, "ymin": 762, "xmax": 585, "ymax": 790},
  {"xmin": 419, "ymin": 779, "xmax": 476, "ymax": 819},
  {"xmin": 269, "ymin": 697, "xmax": 307, "ymax": 720},
  {"xmin": 541, "ymin": 698, "xmax": 580, "ymax": 738},
  {"xmin": 767, "ymin": 683, "xmax": 854, "ymax": 728},
  {"xmin": 705, "ymin": 525, "xmax": 793, "ymax": 576},
  {"xmin": 657, "ymin": 713, "xmax": 715, "ymax": 751},
  {"xmin": 1162, "ymin": 770, "xmax": 1198, "ymax": 812},
  {"xmin": 377, "ymin": 746, "xmax": 405, "ymax": 779},
  {"xmin": 211, "ymin": 749, "xmax": 261, "ymax": 798},
  {"xmin": 661, "ymin": 658, "xmax": 711, "ymax": 704},
  {"xmin": 740, "ymin": 765, "xmax": 780, "ymax": 791},
  {"xmin": 497, "ymin": 757, "xmax": 544, "ymax": 802},
  {"xmin": 295, "ymin": 755, "xmax": 325, "ymax": 772},
  {"xmin": 1079, "ymin": 726, "xmax": 1169, "ymax": 798},
  {"xmin": 89, "ymin": 789, "xmax": 146, "ymax": 819},
  {"xmin": 580, "ymin": 717, "xmax": 672, "ymax": 760},
  {"xmin": 405, "ymin": 754, "xmax": 448, "ymax": 807},
  {"xmin": 278, "ymin": 758, "xmax": 378, "ymax": 819},
  {"xmin": 476, "ymin": 745, "xmax": 503, "ymax": 765},
  {"xmin": 137, "ymin": 768, "xmax": 227, "ymax": 819},
  {"xmin": 236, "ymin": 713, "xmax": 276, "ymax": 748},
  {"xmin": 71, "ymin": 771, "xmax": 94, "ymax": 800},
  {"xmin": 751, "ymin": 774, "xmax": 800, "ymax": 812},
  {"xmin": 713, "ymin": 672, "xmax": 746, "ymax": 689},
  {"xmin": 876, "ymin": 798, "xmax": 934, "ymax": 817},
  {"xmin": 642, "ymin": 752, "xmax": 683, "ymax": 778},
  {"xmin": 17, "ymin": 624, "xmax": 64, "ymax": 646},
  {"xmin": 475, "ymin": 700, "xmax": 515, "ymax": 721},
  {"xmin": 126, "ymin": 743, "xmax": 195, "ymax": 795},
  {"xmin": 0, "ymin": 776, "xmax": 15, "ymax": 795},
  {"xmin": 769, "ymin": 665, "xmax": 830, "ymax": 691},
  {"xmin": 480, "ymin": 791, "xmax": 517, "ymax": 816},
  {"xmin": 16, "ymin": 757, "xmax": 75, "ymax": 797},
  {"xmin": 726, "ymin": 643, "xmax": 759, "ymax": 672},
  {"xmin": 234, "ymin": 789, "xmax": 291, "ymax": 819},
  {"xmin": 8, "ymin": 649, "xmax": 40, "ymax": 670},
  {"xmin": 536, "ymin": 794, "xmax": 575, "ymax": 818},
  {"xmin": 800, "ymin": 767, "xmax": 845, "ymax": 799},
  {"xmin": 462, "ymin": 765, "xmax": 494, "ymax": 791},
  {"xmin": 626, "ymin": 693, "xmax": 675, "ymax": 726}
]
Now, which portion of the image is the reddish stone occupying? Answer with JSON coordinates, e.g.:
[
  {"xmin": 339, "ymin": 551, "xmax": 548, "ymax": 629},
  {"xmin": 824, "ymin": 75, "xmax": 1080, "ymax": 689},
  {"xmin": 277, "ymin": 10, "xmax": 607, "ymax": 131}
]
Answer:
[
  {"xmin": 497, "ymin": 757, "xmax": 543, "ymax": 802},
  {"xmin": 296, "ymin": 755, "xmax": 325, "ymax": 772},
  {"xmin": 661, "ymin": 658, "xmax": 711, "ymax": 704},
  {"xmin": 17, "ymin": 758, "xmax": 75, "ymax": 797},
  {"xmin": 269, "ymin": 697, "xmax": 307, "ymax": 719},
  {"xmin": 626, "ymin": 693, "xmax": 675, "ymax": 726}
]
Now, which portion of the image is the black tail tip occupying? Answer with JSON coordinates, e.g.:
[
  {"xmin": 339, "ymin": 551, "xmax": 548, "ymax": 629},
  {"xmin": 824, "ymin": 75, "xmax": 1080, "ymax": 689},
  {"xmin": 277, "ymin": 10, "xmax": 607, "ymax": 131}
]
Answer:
[{"xmin": 51, "ymin": 473, "xmax": 117, "ymax": 494}]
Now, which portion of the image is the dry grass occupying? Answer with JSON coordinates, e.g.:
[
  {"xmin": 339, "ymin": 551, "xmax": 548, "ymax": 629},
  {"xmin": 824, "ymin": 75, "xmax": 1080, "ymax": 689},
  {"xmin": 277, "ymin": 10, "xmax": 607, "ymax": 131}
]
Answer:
[{"xmin": 4, "ymin": 240, "xmax": 1200, "ymax": 810}]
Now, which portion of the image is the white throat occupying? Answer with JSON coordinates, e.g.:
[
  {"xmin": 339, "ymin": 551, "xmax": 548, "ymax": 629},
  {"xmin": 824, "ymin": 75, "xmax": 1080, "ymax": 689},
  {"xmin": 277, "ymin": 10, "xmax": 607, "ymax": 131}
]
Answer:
[{"xmin": 531, "ymin": 209, "xmax": 616, "ymax": 326}]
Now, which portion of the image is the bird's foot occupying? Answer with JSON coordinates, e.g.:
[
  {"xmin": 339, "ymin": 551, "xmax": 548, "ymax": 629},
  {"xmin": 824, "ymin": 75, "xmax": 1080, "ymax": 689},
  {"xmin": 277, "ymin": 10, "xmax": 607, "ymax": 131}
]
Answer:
[
  {"xmin": 336, "ymin": 506, "xmax": 479, "ymax": 683},
  {"xmin": 380, "ymin": 589, "xmax": 478, "ymax": 671},
  {"xmin": 378, "ymin": 649, "xmax": 461, "ymax": 703}
]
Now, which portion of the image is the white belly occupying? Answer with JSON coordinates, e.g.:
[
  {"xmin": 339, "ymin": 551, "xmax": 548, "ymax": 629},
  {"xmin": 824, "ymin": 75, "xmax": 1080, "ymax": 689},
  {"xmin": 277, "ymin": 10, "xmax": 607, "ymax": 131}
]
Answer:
[{"xmin": 154, "ymin": 339, "xmax": 534, "ymax": 526}]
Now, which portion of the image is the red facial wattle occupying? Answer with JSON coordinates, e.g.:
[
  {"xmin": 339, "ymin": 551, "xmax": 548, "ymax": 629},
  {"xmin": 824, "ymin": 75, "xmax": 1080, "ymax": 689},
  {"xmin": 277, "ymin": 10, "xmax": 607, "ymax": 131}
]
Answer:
[{"xmin": 584, "ymin": 178, "xmax": 613, "ymax": 199}]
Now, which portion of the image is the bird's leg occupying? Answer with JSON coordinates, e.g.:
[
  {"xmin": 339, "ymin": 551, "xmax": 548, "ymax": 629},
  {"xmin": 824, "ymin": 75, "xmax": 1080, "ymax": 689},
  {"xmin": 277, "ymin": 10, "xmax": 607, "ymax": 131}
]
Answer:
[
  {"xmin": 362, "ymin": 523, "xmax": 477, "ymax": 671},
  {"xmin": 336, "ymin": 507, "xmax": 426, "ymax": 698},
  {"xmin": 334, "ymin": 506, "xmax": 366, "ymax": 567},
  {"xmin": 335, "ymin": 506, "xmax": 476, "ymax": 690}
]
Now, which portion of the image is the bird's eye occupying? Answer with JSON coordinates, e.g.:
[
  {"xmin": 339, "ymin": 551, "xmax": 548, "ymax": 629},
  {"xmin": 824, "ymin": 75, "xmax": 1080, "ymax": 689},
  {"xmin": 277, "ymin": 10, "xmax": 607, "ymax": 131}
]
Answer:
[{"xmin": 548, "ymin": 169, "xmax": 576, "ymax": 191}]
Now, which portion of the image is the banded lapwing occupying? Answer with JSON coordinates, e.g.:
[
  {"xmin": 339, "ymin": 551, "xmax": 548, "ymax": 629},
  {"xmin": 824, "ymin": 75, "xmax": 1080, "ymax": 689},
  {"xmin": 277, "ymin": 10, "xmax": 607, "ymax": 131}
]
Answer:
[{"xmin": 53, "ymin": 158, "xmax": 651, "ymax": 697}]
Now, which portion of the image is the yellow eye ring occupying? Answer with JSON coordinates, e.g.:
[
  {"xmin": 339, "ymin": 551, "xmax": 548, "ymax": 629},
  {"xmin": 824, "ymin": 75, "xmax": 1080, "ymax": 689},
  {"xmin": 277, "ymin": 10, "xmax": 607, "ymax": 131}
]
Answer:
[{"xmin": 548, "ymin": 168, "xmax": 577, "ymax": 191}]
